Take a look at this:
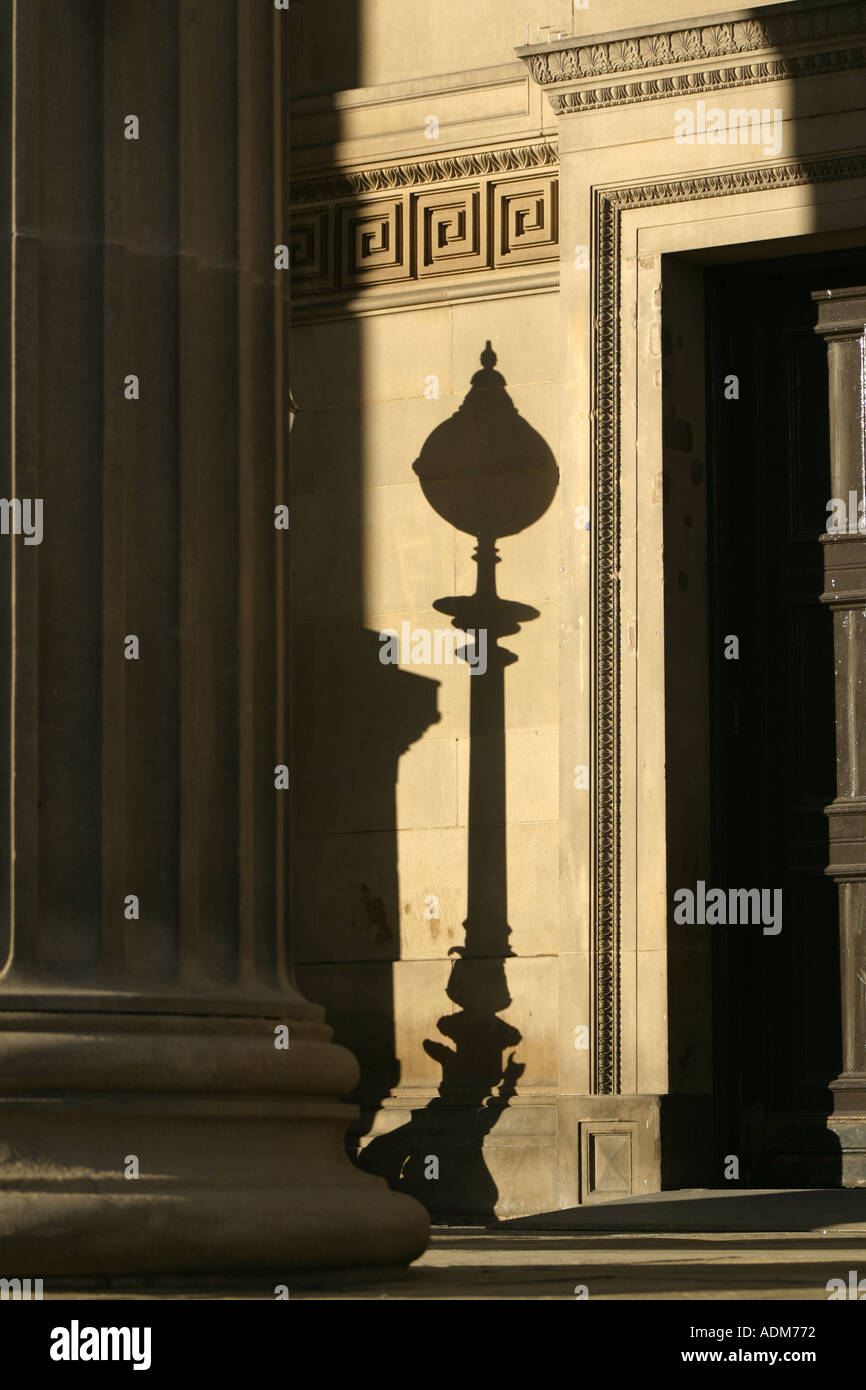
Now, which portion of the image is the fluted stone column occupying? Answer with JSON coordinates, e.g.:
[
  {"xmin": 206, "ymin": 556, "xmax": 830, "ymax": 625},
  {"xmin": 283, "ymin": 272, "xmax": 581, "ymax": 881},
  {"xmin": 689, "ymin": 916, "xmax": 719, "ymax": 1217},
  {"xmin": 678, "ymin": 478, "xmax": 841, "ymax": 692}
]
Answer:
[
  {"xmin": 0, "ymin": 0, "xmax": 428, "ymax": 1274},
  {"xmin": 814, "ymin": 286, "xmax": 866, "ymax": 1186}
]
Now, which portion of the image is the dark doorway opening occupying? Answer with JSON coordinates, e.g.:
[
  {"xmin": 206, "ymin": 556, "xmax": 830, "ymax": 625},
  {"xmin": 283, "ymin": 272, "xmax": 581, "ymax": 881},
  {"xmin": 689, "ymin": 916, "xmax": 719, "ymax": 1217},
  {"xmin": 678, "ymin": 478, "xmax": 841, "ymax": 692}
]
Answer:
[{"xmin": 706, "ymin": 248, "xmax": 866, "ymax": 1185}]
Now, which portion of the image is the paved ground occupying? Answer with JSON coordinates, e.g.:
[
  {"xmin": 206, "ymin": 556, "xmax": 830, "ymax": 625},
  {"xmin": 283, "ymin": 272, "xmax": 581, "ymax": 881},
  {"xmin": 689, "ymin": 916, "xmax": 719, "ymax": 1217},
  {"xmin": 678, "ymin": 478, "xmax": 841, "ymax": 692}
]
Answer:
[
  {"xmin": 289, "ymin": 1190, "xmax": 866, "ymax": 1299},
  {"xmin": 43, "ymin": 1189, "xmax": 866, "ymax": 1300},
  {"xmin": 290, "ymin": 1230, "xmax": 866, "ymax": 1299}
]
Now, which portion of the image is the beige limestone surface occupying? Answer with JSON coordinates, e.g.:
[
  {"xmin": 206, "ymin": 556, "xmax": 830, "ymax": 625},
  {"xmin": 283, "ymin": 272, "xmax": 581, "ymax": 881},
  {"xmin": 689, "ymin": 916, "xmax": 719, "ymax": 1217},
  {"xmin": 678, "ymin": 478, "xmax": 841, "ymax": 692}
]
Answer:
[{"xmin": 289, "ymin": 0, "xmax": 866, "ymax": 1220}]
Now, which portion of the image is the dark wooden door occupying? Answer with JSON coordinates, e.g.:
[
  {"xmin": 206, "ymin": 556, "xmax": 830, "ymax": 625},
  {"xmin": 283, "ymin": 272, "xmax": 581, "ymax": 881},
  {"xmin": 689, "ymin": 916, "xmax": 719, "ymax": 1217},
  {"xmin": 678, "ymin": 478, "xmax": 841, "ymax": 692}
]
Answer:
[{"xmin": 707, "ymin": 250, "xmax": 866, "ymax": 1184}]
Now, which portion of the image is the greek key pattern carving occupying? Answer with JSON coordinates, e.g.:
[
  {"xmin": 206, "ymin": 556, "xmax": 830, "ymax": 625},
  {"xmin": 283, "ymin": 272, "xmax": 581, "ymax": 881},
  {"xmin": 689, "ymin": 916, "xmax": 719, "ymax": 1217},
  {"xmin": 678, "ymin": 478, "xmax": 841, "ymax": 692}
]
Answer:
[
  {"xmin": 591, "ymin": 151, "xmax": 866, "ymax": 1094},
  {"xmin": 290, "ymin": 149, "xmax": 560, "ymax": 298},
  {"xmin": 287, "ymin": 210, "xmax": 334, "ymax": 292}
]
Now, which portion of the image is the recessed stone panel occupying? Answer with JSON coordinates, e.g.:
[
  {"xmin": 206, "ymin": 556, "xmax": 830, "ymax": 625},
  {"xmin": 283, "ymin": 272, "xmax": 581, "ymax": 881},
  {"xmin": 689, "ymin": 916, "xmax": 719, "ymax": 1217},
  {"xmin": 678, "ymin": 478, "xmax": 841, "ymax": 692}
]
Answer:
[
  {"xmin": 416, "ymin": 186, "xmax": 486, "ymax": 276},
  {"xmin": 288, "ymin": 208, "xmax": 335, "ymax": 291},
  {"xmin": 492, "ymin": 175, "xmax": 559, "ymax": 267},
  {"xmin": 341, "ymin": 196, "xmax": 411, "ymax": 286},
  {"xmin": 580, "ymin": 1122, "xmax": 637, "ymax": 1202}
]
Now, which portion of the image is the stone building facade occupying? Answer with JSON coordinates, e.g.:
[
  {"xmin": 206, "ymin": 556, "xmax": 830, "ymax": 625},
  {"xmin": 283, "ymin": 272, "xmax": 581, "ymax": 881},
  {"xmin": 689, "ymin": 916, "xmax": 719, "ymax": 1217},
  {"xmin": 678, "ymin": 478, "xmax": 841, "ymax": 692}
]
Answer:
[
  {"xmin": 1, "ymin": 0, "xmax": 865, "ymax": 1282},
  {"xmin": 290, "ymin": 0, "xmax": 866, "ymax": 1223}
]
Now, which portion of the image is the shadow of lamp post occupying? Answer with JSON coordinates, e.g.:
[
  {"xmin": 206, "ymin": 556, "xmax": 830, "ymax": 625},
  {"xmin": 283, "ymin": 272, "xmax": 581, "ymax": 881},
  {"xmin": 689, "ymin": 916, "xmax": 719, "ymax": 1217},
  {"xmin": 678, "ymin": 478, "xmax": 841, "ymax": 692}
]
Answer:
[{"xmin": 410, "ymin": 342, "xmax": 559, "ymax": 1214}]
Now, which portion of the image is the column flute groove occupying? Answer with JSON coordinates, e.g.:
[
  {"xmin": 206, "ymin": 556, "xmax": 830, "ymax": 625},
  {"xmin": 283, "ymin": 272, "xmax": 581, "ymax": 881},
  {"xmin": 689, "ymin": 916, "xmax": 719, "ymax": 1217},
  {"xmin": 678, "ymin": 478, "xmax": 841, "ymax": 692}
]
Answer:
[{"xmin": 0, "ymin": 0, "xmax": 428, "ymax": 1275}]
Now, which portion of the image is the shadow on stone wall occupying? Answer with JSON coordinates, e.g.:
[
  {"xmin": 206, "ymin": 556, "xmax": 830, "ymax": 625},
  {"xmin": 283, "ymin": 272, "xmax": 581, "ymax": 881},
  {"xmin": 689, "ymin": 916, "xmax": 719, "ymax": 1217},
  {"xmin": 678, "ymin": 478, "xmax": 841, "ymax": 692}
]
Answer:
[{"xmin": 354, "ymin": 343, "xmax": 558, "ymax": 1219}]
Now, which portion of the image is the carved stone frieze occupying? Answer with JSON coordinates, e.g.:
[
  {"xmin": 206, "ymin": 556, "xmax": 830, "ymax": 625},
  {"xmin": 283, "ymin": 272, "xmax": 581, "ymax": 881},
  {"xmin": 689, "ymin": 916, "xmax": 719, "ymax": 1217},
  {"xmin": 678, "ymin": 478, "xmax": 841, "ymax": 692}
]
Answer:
[
  {"xmin": 518, "ymin": 1, "xmax": 866, "ymax": 112},
  {"xmin": 289, "ymin": 144, "xmax": 560, "ymax": 300},
  {"xmin": 290, "ymin": 141, "xmax": 559, "ymax": 205}
]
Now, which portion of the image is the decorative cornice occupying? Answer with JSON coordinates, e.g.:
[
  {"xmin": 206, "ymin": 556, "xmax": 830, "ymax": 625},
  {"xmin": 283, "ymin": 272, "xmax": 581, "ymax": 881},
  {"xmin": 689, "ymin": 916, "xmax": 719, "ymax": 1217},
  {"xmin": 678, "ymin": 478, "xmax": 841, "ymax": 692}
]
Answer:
[
  {"xmin": 290, "ymin": 141, "xmax": 559, "ymax": 205},
  {"xmin": 599, "ymin": 151, "xmax": 866, "ymax": 214},
  {"xmin": 518, "ymin": 1, "xmax": 866, "ymax": 112},
  {"xmin": 590, "ymin": 149, "xmax": 866, "ymax": 1095},
  {"xmin": 549, "ymin": 46, "xmax": 866, "ymax": 114}
]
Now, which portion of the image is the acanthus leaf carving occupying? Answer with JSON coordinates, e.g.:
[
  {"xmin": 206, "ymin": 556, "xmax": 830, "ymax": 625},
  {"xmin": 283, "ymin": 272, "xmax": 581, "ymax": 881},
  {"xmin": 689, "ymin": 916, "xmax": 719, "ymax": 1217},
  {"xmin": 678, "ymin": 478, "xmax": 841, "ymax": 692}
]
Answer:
[
  {"xmin": 670, "ymin": 28, "xmax": 702, "ymax": 61},
  {"xmin": 639, "ymin": 34, "xmax": 671, "ymax": 65},
  {"xmin": 547, "ymin": 49, "xmax": 578, "ymax": 80},
  {"xmin": 519, "ymin": 1, "xmax": 866, "ymax": 112},
  {"xmin": 544, "ymin": 45, "xmax": 866, "ymax": 113},
  {"xmin": 732, "ymin": 19, "xmax": 769, "ymax": 50},
  {"xmin": 701, "ymin": 24, "xmax": 735, "ymax": 56},
  {"xmin": 608, "ymin": 39, "xmax": 640, "ymax": 70}
]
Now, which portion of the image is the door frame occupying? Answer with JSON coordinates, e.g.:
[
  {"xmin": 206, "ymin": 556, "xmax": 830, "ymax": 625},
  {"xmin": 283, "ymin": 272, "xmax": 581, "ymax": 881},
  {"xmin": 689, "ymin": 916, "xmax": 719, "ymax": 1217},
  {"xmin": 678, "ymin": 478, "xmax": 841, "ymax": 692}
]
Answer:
[{"xmin": 587, "ymin": 155, "xmax": 866, "ymax": 1186}]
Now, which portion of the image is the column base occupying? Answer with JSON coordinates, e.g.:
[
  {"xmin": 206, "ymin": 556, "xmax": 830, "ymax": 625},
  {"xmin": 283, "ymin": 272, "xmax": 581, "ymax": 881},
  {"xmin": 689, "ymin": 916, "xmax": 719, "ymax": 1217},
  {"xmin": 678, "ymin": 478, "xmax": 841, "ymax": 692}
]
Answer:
[
  {"xmin": 829, "ymin": 1076, "xmax": 866, "ymax": 1186},
  {"xmin": 0, "ymin": 1012, "xmax": 429, "ymax": 1275},
  {"xmin": 827, "ymin": 1117, "xmax": 866, "ymax": 1186}
]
